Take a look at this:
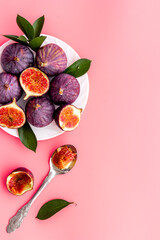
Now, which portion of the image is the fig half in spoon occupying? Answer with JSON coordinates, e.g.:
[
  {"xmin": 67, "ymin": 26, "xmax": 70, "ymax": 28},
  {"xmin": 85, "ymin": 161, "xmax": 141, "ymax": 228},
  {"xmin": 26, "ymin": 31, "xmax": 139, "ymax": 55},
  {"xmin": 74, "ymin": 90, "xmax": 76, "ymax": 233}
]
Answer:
[{"xmin": 51, "ymin": 144, "xmax": 77, "ymax": 171}]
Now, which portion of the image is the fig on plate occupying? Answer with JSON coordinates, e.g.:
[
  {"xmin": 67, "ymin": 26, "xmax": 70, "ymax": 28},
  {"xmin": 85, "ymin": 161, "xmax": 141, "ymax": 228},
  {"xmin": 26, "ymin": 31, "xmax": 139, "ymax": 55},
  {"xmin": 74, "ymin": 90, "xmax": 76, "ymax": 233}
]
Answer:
[
  {"xmin": 0, "ymin": 72, "xmax": 22, "ymax": 104},
  {"xmin": 49, "ymin": 73, "xmax": 80, "ymax": 105},
  {"xmin": 0, "ymin": 98, "xmax": 25, "ymax": 128},
  {"xmin": 54, "ymin": 104, "xmax": 82, "ymax": 131},
  {"xmin": 35, "ymin": 43, "xmax": 67, "ymax": 76},
  {"xmin": 26, "ymin": 97, "xmax": 55, "ymax": 127},
  {"xmin": 6, "ymin": 167, "xmax": 34, "ymax": 196},
  {"xmin": 1, "ymin": 43, "xmax": 34, "ymax": 75},
  {"xmin": 20, "ymin": 67, "xmax": 50, "ymax": 100}
]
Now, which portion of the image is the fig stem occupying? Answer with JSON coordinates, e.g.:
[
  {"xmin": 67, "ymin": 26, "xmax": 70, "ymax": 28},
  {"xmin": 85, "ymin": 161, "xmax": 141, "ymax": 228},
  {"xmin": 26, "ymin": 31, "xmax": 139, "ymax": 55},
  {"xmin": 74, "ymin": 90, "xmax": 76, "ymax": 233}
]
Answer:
[
  {"xmin": 59, "ymin": 88, "xmax": 63, "ymax": 95},
  {"xmin": 12, "ymin": 98, "xmax": 16, "ymax": 104},
  {"xmin": 13, "ymin": 56, "xmax": 19, "ymax": 62},
  {"xmin": 24, "ymin": 94, "xmax": 30, "ymax": 100},
  {"xmin": 40, "ymin": 62, "xmax": 48, "ymax": 67},
  {"xmin": 4, "ymin": 83, "xmax": 9, "ymax": 89}
]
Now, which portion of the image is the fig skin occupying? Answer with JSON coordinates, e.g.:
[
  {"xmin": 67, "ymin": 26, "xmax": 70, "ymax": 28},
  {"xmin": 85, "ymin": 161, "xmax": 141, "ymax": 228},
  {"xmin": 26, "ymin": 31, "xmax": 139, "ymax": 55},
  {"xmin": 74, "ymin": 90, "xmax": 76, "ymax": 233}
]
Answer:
[
  {"xmin": 35, "ymin": 43, "xmax": 67, "ymax": 76},
  {"xmin": 26, "ymin": 97, "xmax": 55, "ymax": 127},
  {"xmin": 1, "ymin": 43, "xmax": 34, "ymax": 75},
  {"xmin": 0, "ymin": 72, "xmax": 22, "ymax": 104},
  {"xmin": 0, "ymin": 98, "xmax": 26, "ymax": 129},
  {"xmin": 6, "ymin": 167, "xmax": 34, "ymax": 196},
  {"xmin": 49, "ymin": 73, "xmax": 80, "ymax": 105},
  {"xmin": 54, "ymin": 104, "xmax": 82, "ymax": 131}
]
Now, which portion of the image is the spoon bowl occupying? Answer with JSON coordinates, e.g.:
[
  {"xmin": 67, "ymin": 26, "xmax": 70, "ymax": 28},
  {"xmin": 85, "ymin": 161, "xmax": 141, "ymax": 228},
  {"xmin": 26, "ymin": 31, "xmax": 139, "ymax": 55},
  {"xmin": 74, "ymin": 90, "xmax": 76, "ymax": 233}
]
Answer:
[{"xmin": 50, "ymin": 144, "xmax": 77, "ymax": 174}]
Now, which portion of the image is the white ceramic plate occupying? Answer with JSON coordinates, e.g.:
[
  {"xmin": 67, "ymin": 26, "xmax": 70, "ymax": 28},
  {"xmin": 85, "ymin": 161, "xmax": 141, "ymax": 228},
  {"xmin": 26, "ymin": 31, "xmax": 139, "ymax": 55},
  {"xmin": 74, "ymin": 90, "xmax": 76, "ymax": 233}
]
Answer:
[{"xmin": 0, "ymin": 34, "xmax": 89, "ymax": 140}]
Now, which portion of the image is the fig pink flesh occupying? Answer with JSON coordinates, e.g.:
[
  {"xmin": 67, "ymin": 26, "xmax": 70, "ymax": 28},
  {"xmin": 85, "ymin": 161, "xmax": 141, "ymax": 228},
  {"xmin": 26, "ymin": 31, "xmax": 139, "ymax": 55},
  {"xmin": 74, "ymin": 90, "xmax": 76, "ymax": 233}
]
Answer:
[{"xmin": 54, "ymin": 105, "xmax": 82, "ymax": 131}]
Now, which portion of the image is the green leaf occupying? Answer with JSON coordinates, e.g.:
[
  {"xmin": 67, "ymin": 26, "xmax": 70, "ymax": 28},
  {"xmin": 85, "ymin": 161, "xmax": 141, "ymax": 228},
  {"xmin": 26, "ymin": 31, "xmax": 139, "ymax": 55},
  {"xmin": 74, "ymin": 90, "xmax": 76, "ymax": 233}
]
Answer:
[
  {"xmin": 18, "ymin": 121, "xmax": 37, "ymax": 152},
  {"xmin": 3, "ymin": 35, "xmax": 28, "ymax": 45},
  {"xmin": 36, "ymin": 199, "xmax": 74, "ymax": 220},
  {"xmin": 18, "ymin": 35, "xmax": 28, "ymax": 42},
  {"xmin": 33, "ymin": 15, "xmax": 45, "ymax": 38},
  {"xmin": 16, "ymin": 14, "xmax": 34, "ymax": 40},
  {"xmin": 29, "ymin": 35, "xmax": 46, "ymax": 51},
  {"xmin": 64, "ymin": 58, "xmax": 92, "ymax": 78}
]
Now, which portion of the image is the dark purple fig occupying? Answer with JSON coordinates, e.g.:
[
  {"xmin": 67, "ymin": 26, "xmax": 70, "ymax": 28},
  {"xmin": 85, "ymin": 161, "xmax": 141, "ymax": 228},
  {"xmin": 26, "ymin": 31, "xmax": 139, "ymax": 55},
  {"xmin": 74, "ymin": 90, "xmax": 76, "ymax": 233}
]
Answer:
[
  {"xmin": 49, "ymin": 73, "xmax": 80, "ymax": 105},
  {"xmin": 0, "ymin": 72, "xmax": 22, "ymax": 104},
  {"xmin": 1, "ymin": 43, "xmax": 34, "ymax": 75},
  {"xmin": 35, "ymin": 43, "xmax": 67, "ymax": 76},
  {"xmin": 54, "ymin": 104, "xmax": 82, "ymax": 131},
  {"xmin": 26, "ymin": 97, "xmax": 55, "ymax": 127}
]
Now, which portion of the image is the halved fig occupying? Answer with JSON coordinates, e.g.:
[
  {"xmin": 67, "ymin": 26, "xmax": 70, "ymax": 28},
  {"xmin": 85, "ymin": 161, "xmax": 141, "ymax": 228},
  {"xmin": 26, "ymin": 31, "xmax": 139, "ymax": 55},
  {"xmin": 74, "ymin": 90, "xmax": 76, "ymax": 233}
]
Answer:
[
  {"xmin": 6, "ymin": 167, "xmax": 34, "ymax": 196},
  {"xmin": 35, "ymin": 43, "xmax": 67, "ymax": 76},
  {"xmin": 19, "ymin": 67, "xmax": 50, "ymax": 100},
  {"xmin": 0, "ymin": 98, "xmax": 25, "ymax": 128},
  {"xmin": 52, "ymin": 145, "xmax": 77, "ymax": 170},
  {"xmin": 54, "ymin": 105, "xmax": 82, "ymax": 131}
]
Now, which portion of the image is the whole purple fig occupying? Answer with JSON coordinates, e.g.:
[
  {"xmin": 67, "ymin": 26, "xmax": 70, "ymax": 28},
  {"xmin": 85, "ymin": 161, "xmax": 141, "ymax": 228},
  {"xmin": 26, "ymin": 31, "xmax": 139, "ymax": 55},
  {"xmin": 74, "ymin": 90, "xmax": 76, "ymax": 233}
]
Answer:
[
  {"xmin": 35, "ymin": 43, "xmax": 67, "ymax": 76},
  {"xmin": 1, "ymin": 43, "xmax": 34, "ymax": 75},
  {"xmin": 0, "ymin": 72, "xmax": 22, "ymax": 104},
  {"xmin": 49, "ymin": 73, "xmax": 80, "ymax": 105},
  {"xmin": 26, "ymin": 97, "xmax": 55, "ymax": 127}
]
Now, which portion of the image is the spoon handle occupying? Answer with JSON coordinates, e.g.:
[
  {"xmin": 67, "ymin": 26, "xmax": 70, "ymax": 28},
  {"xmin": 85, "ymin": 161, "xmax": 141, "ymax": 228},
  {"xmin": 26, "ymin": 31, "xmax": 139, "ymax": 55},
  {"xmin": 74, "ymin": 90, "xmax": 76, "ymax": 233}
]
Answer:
[
  {"xmin": 6, "ymin": 170, "xmax": 55, "ymax": 233},
  {"xmin": 29, "ymin": 171, "xmax": 55, "ymax": 205}
]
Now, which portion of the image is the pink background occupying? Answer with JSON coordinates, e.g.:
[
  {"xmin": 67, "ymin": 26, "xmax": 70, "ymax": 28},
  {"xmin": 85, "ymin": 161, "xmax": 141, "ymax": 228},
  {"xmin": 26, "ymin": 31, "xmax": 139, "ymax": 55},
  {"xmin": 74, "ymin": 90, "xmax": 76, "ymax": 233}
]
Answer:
[{"xmin": 0, "ymin": 0, "xmax": 160, "ymax": 239}]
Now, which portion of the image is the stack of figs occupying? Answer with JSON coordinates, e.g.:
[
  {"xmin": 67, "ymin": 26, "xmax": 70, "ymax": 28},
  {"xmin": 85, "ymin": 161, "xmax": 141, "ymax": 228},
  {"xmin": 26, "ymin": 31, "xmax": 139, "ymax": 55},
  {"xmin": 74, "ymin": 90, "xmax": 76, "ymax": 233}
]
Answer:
[{"xmin": 0, "ymin": 42, "xmax": 82, "ymax": 131}]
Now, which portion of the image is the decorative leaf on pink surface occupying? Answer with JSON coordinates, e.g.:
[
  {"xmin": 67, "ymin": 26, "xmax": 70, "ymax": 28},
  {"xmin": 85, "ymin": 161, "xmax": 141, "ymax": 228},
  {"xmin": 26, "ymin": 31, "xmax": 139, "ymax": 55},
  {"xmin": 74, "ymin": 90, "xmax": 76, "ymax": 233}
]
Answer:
[{"xmin": 36, "ymin": 199, "xmax": 75, "ymax": 220}]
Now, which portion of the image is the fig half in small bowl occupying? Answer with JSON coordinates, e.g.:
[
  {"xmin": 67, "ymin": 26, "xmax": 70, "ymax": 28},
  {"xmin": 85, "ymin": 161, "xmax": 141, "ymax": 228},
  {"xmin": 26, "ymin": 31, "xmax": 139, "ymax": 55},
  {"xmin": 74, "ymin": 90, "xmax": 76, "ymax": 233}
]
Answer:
[{"xmin": 6, "ymin": 167, "xmax": 34, "ymax": 196}]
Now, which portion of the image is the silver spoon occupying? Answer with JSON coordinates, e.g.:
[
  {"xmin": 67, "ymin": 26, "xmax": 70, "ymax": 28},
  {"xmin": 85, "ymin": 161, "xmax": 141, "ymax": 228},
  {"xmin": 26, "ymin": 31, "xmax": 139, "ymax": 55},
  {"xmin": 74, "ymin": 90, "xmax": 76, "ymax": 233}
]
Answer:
[{"xmin": 6, "ymin": 144, "xmax": 77, "ymax": 233}]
